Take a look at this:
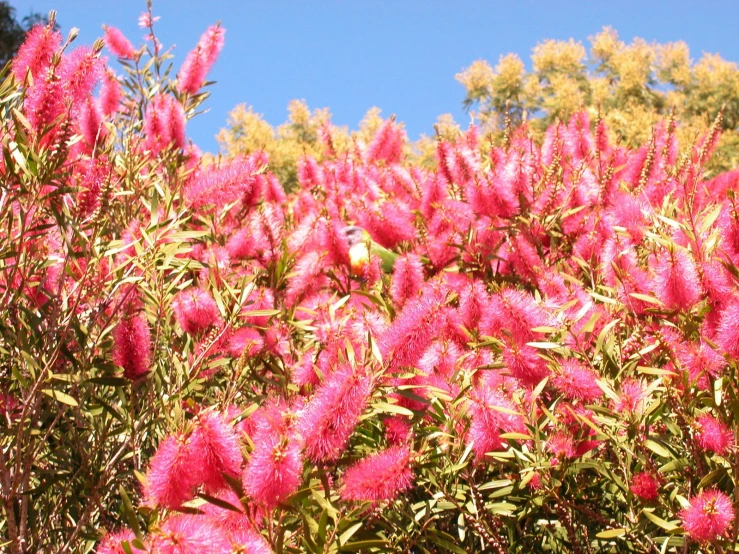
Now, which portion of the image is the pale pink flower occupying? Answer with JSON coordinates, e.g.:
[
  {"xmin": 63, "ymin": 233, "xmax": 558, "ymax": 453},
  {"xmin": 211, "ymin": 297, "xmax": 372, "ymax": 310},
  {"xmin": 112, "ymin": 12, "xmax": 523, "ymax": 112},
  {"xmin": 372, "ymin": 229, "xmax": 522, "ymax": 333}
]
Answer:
[
  {"xmin": 340, "ymin": 445, "xmax": 413, "ymax": 502},
  {"xmin": 103, "ymin": 25, "xmax": 136, "ymax": 59},
  {"xmin": 680, "ymin": 489, "xmax": 734, "ymax": 542}
]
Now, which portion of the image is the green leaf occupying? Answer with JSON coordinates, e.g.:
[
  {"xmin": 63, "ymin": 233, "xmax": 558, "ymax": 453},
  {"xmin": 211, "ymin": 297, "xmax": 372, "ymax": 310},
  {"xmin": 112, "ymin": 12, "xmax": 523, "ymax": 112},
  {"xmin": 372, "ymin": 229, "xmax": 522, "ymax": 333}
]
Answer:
[
  {"xmin": 371, "ymin": 402, "xmax": 415, "ymax": 417},
  {"xmin": 339, "ymin": 522, "xmax": 363, "ymax": 546},
  {"xmin": 339, "ymin": 540, "xmax": 389, "ymax": 551},
  {"xmin": 642, "ymin": 509, "xmax": 679, "ymax": 531},
  {"xmin": 596, "ymin": 528, "xmax": 629, "ymax": 539},
  {"xmin": 644, "ymin": 439, "xmax": 671, "ymax": 458},
  {"xmin": 41, "ymin": 389, "xmax": 78, "ymax": 406},
  {"xmin": 526, "ymin": 341, "xmax": 562, "ymax": 349},
  {"xmin": 197, "ymin": 492, "xmax": 242, "ymax": 513},
  {"xmin": 119, "ymin": 486, "xmax": 143, "ymax": 540}
]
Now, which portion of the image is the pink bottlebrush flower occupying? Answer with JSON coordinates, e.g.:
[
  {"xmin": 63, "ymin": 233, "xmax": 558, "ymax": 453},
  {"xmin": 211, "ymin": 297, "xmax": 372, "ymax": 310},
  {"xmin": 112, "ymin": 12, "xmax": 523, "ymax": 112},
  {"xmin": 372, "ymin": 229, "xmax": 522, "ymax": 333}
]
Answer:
[
  {"xmin": 290, "ymin": 347, "xmax": 319, "ymax": 387},
  {"xmin": 468, "ymin": 383, "xmax": 526, "ymax": 460},
  {"xmin": 340, "ymin": 445, "xmax": 413, "ymax": 503},
  {"xmin": 298, "ymin": 364, "xmax": 372, "ymax": 462},
  {"xmin": 383, "ymin": 417, "xmax": 412, "ymax": 444},
  {"xmin": 229, "ymin": 529, "xmax": 272, "ymax": 554},
  {"xmin": 77, "ymin": 97, "xmax": 106, "ymax": 152},
  {"xmin": 546, "ymin": 432, "xmax": 576, "ymax": 459},
  {"xmin": 285, "ymin": 252, "xmax": 326, "ymax": 307},
  {"xmin": 614, "ymin": 379, "xmax": 647, "ymax": 414},
  {"xmin": 695, "ymin": 414, "xmax": 734, "ymax": 455},
  {"xmin": 172, "ymin": 287, "xmax": 221, "ymax": 335},
  {"xmin": 677, "ymin": 341, "xmax": 725, "ymax": 390},
  {"xmin": 389, "ymin": 253, "xmax": 424, "ymax": 308},
  {"xmin": 418, "ymin": 340, "xmax": 461, "ymax": 379},
  {"xmin": 143, "ymin": 94, "xmax": 187, "ymax": 155},
  {"xmin": 228, "ymin": 327, "xmax": 263, "ymax": 359},
  {"xmin": 630, "ymin": 472, "xmax": 660, "ymax": 502},
  {"xmin": 153, "ymin": 514, "xmax": 230, "ymax": 554},
  {"xmin": 226, "ymin": 227, "xmax": 258, "ymax": 260},
  {"xmin": 458, "ymin": 279, "xmax": 488, "ymax": 332},
  {"xmin": 715, "ymin": 295, "xmax": 739, "ymax": 359},
  {"xmin": 23, "ymin": 71, "xmax": 65, "ymax": 133},
  {"xmin": 481, "ymin": 288, "xmax": 550, "ymax": 344},
  {"xmin": 380, "ymin": 286, "xmax": 448, "ymax": 369},
  {"xmin": 502, "ymin": 342, "xmax": 549, "ymax": 388},
  {"xmin": 189, "ymin": 411, "xmax": 243, "ymax": 492},
  {"xmin": 243, "ymin": 433, "xmax": 303, "ymax": 508},
  {"xmin": 144, "ymin": 433, "xmax": 199, "ymax": 508},
  {"xmin": 177, "ymin": 24, "xmax": 226, "ymax": 95},
  {"xmin": 680, "ymin": 489, "xmax": 735, "ymax": 543},
  {"xmin": 59, "ymin": 46, "xmax": 105, "ymax": 108},
  {"xmin": 652, "ymin": 249, "xmax": 702, "ymax": 311},
  {"xmin": 112, "ymin": 313, "xmax": 152, "ymax": 381},
  {"xmin": 11, "ymin": 23, "xmax": 62, "ymax": 81},
  {"xmin": 96, "ymin": 529, "xmax": 145, "ymax": 554},
  {"xmin": 552, "ymin": 359, "xmax": 602, "ymax": 402},
  {"xmin": 199, "ymin": 489, "xmax": 250, "ymax": 533},
  {"xmin": 103, "ymin": 25, "xmax": 136, "ymax": 59},
  {"xmin": 367, "ymin": 119, "xmax": 405, "ymax": 164},
  {"xmin": 184, "ymin": 156, "xmax": 259, "ymax": 209},
  {"xmin": 99, "ymin": 71, "xmax": 122, "ymax": 116}
]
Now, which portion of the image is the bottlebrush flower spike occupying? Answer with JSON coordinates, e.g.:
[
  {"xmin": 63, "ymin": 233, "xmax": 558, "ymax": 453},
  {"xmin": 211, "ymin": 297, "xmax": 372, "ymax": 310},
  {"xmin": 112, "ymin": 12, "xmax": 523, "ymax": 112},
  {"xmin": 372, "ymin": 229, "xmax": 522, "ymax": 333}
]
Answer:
[
  {"xmin": 143, "ymin": 433, "xmax": 199, "ymax": 508},
  {"xmin": 367, "ymin": 118, "xmax": 405, "ymax": 164},
  {"xmin": 389, "ymin": 253, "xmax": 424, "ymax": 308},
  {"xmin": 112, "ymin": 312, "xmax": 152, "ymax": 381},
  {"xmin": 652, "ymin": 248, "xmax": 702, "ymax": 311},
  {"xmin": 298, "ymin": 363, "xmax": 372, "ymax": 462},
  {"xmin": 468, "ymin": 383, "xmax": 526, "ymax": 460},
  {"xmin": 189, "ymin": 411, "xmax": 243, "ymax": 492},
  {"xmin": 629, "ymin": 472, "xmax": 660, "ymax": 502},
  {"xmin": 680, "ymin": 489, "xmax": 735, "ymax": 543},
  {"xmin": 59, "ymin": 46, "xmax": 105, "ymax": 109},
  {"xmin": 99, "ymin": 70, "xmax": 122, "ymax": 116},
  {"xmin": 715, "ymin": 295, "xmax": 739, "ymax": 359},
  {"xmin": 172, "ymin": 287, "xmax": 221, "ymax": 335},
  {"xmin": 103, "ymin": 25, "xmax": 136, "ymax": 59},
  {"xmin": 340, "ymin": 445, "xmax": 413, "ymax": 503},
  {"xmin": 177, "ymin": 24, "xmax": 226, "ymax": 95},
  {"xmin": 143, "ymin": 94, "xmax": 186, "ymax": 155},
  {"xmin": 11, "ymin": 23, "xmax": 61, "ymax": 81},
  {"xmin": 380, "ymin": 286, "xmax": 448, "ymax": 370},
  {"xmin": 229, "ymin": 528, "xmax": 272, "ymax": 554},
  {"xmin": 695, "ymin": 414, "xmax": 734, "ymax": 455},
  {"xmin": 184, "ymin": 156, "xmax": 259, "ymax": 210},
  {"xmin": 243, "ymin": 432, "xmax": 303, "ymax": 508},
  {"xmin": 552, "ymin": 358, "xmax": 602, "ymax": 402},
  {"xmin": 153, "ymin": 514, "xmax": 231, "ymax": 554},
  {"xmin": 96, "ymin": 529, "xmax": 145, "ymax": 554}
]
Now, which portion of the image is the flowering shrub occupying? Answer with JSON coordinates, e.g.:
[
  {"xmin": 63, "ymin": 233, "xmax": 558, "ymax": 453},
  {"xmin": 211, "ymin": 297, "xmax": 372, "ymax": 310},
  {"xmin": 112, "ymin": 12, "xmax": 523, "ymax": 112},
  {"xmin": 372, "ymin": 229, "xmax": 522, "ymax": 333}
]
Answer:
[{"xmin": 3, "ymin": 7, "xmax": 739, "ymax": 554}]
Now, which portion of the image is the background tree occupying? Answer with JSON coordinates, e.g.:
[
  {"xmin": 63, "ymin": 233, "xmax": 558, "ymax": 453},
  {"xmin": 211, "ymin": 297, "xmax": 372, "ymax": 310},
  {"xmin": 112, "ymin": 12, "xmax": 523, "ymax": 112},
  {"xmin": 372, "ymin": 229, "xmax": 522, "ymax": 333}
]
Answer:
[{"xmin": 457, "ymin": 27, "xmax": 739, "ymax": 172}]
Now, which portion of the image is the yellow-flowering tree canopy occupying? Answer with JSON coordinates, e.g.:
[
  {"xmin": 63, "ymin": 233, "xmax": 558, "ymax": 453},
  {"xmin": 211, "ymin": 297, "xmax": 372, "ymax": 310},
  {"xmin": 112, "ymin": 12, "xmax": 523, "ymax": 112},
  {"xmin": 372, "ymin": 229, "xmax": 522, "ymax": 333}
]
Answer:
[{"xmin": 456, "ymin": 27, "xmax": 739, "ymax": 171}]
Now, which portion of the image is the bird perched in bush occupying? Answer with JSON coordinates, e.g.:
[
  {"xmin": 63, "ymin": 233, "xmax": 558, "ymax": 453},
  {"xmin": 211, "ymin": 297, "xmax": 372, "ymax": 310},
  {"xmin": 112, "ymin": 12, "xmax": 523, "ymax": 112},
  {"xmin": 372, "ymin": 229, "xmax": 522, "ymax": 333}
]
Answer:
[{"xmin": 344, "ymin": 225, "xmax": 397, "ymax": 275}]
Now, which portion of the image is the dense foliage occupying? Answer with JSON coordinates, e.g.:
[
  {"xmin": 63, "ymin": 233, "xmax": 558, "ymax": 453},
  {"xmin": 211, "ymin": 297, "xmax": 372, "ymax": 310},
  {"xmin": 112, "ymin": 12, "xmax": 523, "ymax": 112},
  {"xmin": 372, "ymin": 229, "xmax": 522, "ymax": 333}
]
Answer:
[{"xmin": 4, "ymin": 8, "xmax": 739, "ymax": 554}]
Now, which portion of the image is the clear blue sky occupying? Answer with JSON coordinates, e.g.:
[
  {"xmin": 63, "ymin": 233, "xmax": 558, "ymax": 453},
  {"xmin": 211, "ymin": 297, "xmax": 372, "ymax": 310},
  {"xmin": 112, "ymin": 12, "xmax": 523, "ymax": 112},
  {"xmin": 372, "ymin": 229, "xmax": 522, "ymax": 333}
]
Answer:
[{"xmin": 13, "ymin": 0, "xmax": 739, "ymax": 153}]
